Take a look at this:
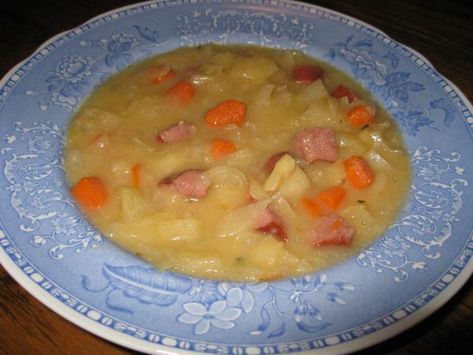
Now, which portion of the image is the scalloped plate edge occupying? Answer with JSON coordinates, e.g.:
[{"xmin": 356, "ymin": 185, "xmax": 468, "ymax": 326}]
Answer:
[{"xmin": 0, "ymin": 0, "xmax": 473, "ymax": 354}]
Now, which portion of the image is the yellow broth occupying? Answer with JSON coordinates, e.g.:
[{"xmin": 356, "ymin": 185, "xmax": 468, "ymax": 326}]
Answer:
[{"xmin": 65, "ymin": 45, "xmax": 411, "ymax": 281}]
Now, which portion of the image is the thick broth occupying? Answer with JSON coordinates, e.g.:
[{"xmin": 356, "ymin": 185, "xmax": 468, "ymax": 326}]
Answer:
[{"xmin": 65, "ymin": 45, "xmax": 410, "ymax": 281}]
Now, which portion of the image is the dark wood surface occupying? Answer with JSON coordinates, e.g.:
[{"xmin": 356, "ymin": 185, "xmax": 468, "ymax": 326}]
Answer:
[{"xmin": 1, "ymin": 0, "xmax": 472, "ymax": 354}]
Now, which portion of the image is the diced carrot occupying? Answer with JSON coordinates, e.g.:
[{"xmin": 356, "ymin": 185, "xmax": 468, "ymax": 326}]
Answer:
[
  {"xmin": 317, "ymin": 186, "xmax": 347, "ymax": 211},
  {"xmin": 302, "ymin": 198, "xmax": 322, "ymax": 217},
  {"xmin": 331, "ymin": 84, "xmax": 358, "ymax": 103},
  {"xmin": 71, "ymin": 176, "xmax": 108, "ymax": 210},
  {"xmin": 347, "ymin": 105, "xmax": 375, "ymax": 127},
  {"xmin": 146, "ymin": 66, "xmax": 176, "ymax": 84},
  {"xmin": 344, "ymin": 156, "xmax": 375, "ymax": 189},
  {"xmin": 205, "ymin": 99, "xmax": 246, "ymax": 127},
  {"xmin": 302, "ymin": 185, "xmax": 346, "ymax": 217},
  {"xmin": 131, "ymin": 164, "xmax": 141, "ymax": 187},
  {"xmin": 292, "ymin": 65, "xmax": 323, "ymax": 84},
  {"xmin": 166, "ymin": 81, "xmax": 195, "ymax": 104},
  {"xmin": 212, "ymin": 139, "xmax": 236, "ymax": 158}
]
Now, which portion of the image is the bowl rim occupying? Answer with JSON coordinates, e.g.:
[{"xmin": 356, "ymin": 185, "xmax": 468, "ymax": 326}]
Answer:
[{"xmin": 0, "ymin": 0, "xmax": 472, "ymax": 354}]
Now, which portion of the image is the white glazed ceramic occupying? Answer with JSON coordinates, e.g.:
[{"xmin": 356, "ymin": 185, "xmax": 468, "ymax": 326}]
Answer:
[{"xmin": 1, "ymin": 1, "xmax": 472, "ymax": 354}]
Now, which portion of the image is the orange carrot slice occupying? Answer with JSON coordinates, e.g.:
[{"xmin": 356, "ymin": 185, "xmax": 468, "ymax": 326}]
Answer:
[
  {"xmin": 301, "ymin": 198, "xmax": 321, "ymax": 217},
  {"xmin": 212, "ymin": 139, "xmax": 236, "ymax": 158},
  {"xmin": 131, "ymin": 164, "xmax": 141, "ymax": 187},
  {"xmin": 205, "ymin": 99, "xmax": 246, "ymax": 127},
  {"xmin": 302, "ymin": 185, "xmax": 346, "ymax": 217},
  {"xmin": 71, "ymin": 177, "xmax": 108, "ymax": 210},
  {"xmin": 167, "ymin": 81, "xmax": 195, "ymax": 104},
  {"xmin": 316, "ymin": 186, "xmax": 347, "ymax": 211},
  {"xmin": 344, "ymin": 156, "xmax": 375, "ymax": 189},
  {"xmin": 347, "ymin": 105, "xmax": 375, "ymax": 127}
]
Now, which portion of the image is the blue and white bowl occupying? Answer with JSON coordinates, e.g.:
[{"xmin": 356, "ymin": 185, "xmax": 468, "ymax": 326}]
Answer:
[{"xmin": 0, "ymin": 1, "xmax": 472, "ymax": 354}]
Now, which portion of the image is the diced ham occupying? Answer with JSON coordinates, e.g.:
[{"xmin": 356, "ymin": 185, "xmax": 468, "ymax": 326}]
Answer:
[
  {"xmin": 255, "ymin": 208, "xmax": 288, "ymax": 242},
  {"xmin": 156, "ymin": 121, "xmax": 197, "ymax": 143},
  {"xmin": 309, "ymin": 214, "xmax": 354, "ymax": 247},
  {"xmin": 254, "ymin": 208, "xmax": 274, "ymax": 229},
  {"xmin": 292, "ymin": 65, "xmax": 323, "ymax": 84},
  {"xmin": 258, "ymin": 221, "xmax": 287, "ymax": 242},
  {"xmin": 293, "ymin": 127, "xmax": 338, "ymax": 163},
  {"xmin": 330, "ymin": 84, "xmax": 358, "ymax": 103},
  {"xmin": 264, "ymin": 152, "xmax": 289, "ymax": 173},
  {"xmin": 159, "ymin": 170, "xmax": 209, "ymax": 199}
]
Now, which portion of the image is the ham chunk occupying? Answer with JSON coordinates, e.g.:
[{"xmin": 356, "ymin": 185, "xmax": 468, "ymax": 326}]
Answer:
[
  {"xmin": 293, "ymin": 65, "xmax": 323, "ymax": 84},
  {"xmin": 309, "ymin": 214, "xmax": 354, "ymax": 247},
  {"xmin": 330, "ymin": 84, "xmax": 358, "ymax": 103},
  {"xmin": 156, "ymin": 121, "xmax": 196, "ymax": 143},
  {"xmin": 160, "ymin": 170, "xmax": 209, "ymax": 199},
  {"xmin": 255, "ymin": 208, "xmax": 288, "ymax": 242},
  {"xmin": 293, "ymin": 127, "xmax": 338, "ymax": 163}
]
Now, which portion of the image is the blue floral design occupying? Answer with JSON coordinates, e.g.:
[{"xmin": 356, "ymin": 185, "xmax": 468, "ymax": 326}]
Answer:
[
  {"xmin": 2, "ymin": 121, "xmax": 102, "ymax": 259},
  {"xmin": 393, "ymin": 107, "xmax": 434, "ymax": 136},
  {"xmin": 82, "ymin": 264, "xmax": 194, "ymax": 313},
  {"xmin": 133, "ymin": 25, "xmax": 161, "ymax": 43},
  {"xmin": 376, "ymin": 72, "xmax": 424, "ymax": 104},
  {"xmin": 358, "ymin": 147, "xmax": 467, "ymax": 281},
  {"xmin": 328, "ymin": 36, "xmax": 425, "ymax": 106},
  {"xmin": 178, "ymin": 282, "xmax": 268, "ymax": 335},
  {"xmin": 26, "ymin": 55, "xmax": 95, "ymax": 111},
  {"xmin": 51, "ymin": 214, "xmax": 82, "ymax": 236},
  {"xmin": 178, "ymin": 299, "xmax": 242, "ymax": 335},
  {"xmin": 82, "ymin": 265, "xmax": 353, "ymax": 339},
  {"xmin": 26, "ymin": 26, "xmax": 167, "ymax": 112},
  {"xmin": 430, "ymin": 98, "xmax": 455, "ymax": 127},
  {"xmin": 250, "ymin": 275, "xmax": 354, "ymax": 337},
  {"xmin": 1, "ymin": 2, "xmax": 471, "ymax": 353},
  {"xmin": 325, "ymin": 35, "xmax": 444, "ymax": 135},
  {"xmin": 177, "ymin": 9, "xmax": 315, "ymax": 48},
  {"xmin": 218, "ymin": 282, "xmax": 268, "ymax": 313},
  {"xmin": 104, "ymin": 33, "xmax": 138, "ymax": 69}
]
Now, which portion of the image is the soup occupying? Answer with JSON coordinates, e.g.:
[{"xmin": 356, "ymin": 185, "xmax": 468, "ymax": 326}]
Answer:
[{"xmin": 65, "ymin": 45, "xmax": 410, "ymax": 281}]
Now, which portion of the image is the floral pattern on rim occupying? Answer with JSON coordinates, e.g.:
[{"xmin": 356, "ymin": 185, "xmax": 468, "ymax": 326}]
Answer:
[
  {"xmin": 358, "ymin": 146, "xmax": 468, "ymax": 282},
  {"xmin": 26, "ymin": 55, "xmax": 96, "ymax": 111},
  {"xmin": 83, "ymin": 263, "xmax": 354, "ymax": 338},
  {"xmin": 26, "ymin": 26, "xmax": 167, "ymax": 112},
  {"xmin": 176, "ymin": 9, "xmax": 316, "ymax": 48},
  {"xmin": 1, "ymin": 121, "xmax": 102, "ymax": 259},
  {"xmin": 0, "ymin": 0, "xmax": 471, "ymax": 354},
  {"xmin": 326, "ymin": 35, "xmax": 458, "ymax": 136}
]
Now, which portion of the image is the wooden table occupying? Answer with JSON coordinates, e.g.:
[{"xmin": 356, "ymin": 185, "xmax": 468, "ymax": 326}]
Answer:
[{"xmin": 1, "ymin": 1, "xmax": 472, "ymax": 354}]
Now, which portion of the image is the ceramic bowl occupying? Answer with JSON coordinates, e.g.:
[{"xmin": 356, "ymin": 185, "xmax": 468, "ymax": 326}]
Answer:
[{"xmin": 1, "ymin": 1, "xmax": 472, "ymax": 354}]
